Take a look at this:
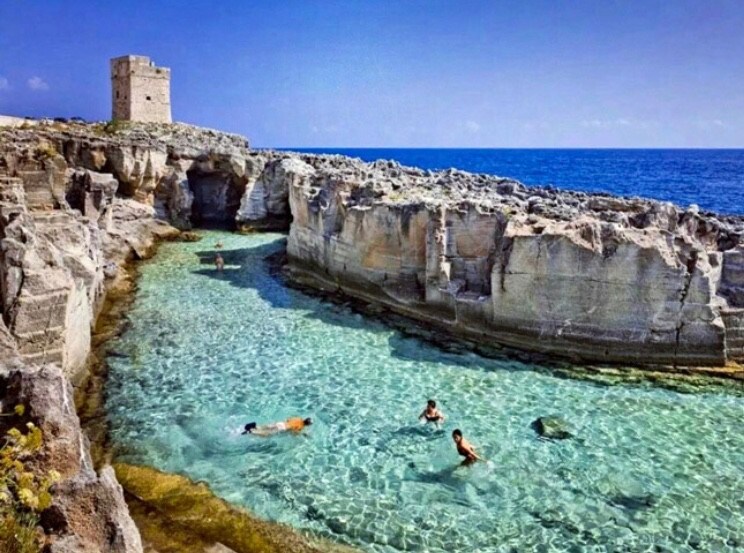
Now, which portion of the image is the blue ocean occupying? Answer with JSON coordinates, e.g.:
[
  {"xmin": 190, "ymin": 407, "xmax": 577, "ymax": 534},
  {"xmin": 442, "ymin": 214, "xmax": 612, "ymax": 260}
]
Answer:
[{"xmin": 286, "ymin": 149, "xmax": 744, "ymax": 216}]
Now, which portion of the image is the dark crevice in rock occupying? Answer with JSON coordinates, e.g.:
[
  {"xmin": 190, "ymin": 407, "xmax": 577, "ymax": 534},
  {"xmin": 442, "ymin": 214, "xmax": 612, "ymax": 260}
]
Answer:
[{"xmin": 674, "ymin": 251, "xmax": 698, "ymax": 367}]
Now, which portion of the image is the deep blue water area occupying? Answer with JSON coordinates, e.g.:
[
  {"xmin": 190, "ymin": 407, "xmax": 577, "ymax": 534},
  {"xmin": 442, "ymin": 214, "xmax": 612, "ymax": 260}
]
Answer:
[{"xmin": 282, "ymin": 148, "xmax": 744, "ymax": 215}]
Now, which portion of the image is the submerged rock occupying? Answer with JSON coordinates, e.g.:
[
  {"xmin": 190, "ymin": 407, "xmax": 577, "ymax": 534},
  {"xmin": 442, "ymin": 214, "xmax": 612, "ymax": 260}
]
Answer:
[
  {"xmin": 531, "ymin": 416, "xmax": 573, "ymax": 440},
  {"xmin": 178, "ymin": 230, "xmax": 203, "ymax": 242},
  {"xmin": 114, "ymin": 463, "xmax": 358, "ymax": 553},
  {"xmin": 608, "ymin": 493, "xmax": 656, "ymax": 512}
]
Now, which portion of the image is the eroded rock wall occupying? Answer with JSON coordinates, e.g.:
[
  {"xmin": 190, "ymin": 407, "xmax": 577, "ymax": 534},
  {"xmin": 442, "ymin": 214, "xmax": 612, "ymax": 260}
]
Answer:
[
  {"xmin": 281, "ymin": 155, "xmax": 744, "ymax": 367},
  {"xmin": 0, "ymin": 122, "xmax": 192, "ymax": 552}
]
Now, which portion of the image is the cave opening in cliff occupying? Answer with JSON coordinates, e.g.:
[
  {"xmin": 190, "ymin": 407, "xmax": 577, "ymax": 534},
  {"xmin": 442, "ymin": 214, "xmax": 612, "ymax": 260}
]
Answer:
[{"xmin": 187, "ymin": 171, "xmax": 245, "ymax": 229}]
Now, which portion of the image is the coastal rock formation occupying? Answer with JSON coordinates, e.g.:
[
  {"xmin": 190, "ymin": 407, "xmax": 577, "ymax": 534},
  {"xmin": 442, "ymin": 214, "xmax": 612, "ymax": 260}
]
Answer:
[
  {"xmin": 1, "ymin": 117, "xmax": 742, "ymax": 550},
  {"xmin": 1, "ymin": 366, "xmax": 142, "ymax": 553},
  {"xmin": 278, "ymin": 154, "xmax": 744, "ymax": 367},
  {"xmin": 3, "ymin": 120, "xmax": 742, "ymax": 371},
  {"xmin": 0, "ymin": 122, "xmax": 188, "ymax": 551}
]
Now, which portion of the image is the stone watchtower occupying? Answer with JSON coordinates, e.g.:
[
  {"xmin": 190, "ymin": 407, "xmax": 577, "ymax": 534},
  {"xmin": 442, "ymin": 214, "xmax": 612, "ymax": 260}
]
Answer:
[{"xmin": 110, "ymin": 55, "xmax": 172, "ymax": 123}]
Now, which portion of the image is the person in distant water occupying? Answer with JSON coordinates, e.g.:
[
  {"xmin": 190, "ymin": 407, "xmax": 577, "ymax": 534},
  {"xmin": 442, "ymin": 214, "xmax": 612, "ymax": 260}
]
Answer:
[
  {"xmin": 419, "ymin": 399, "xmax": 445, "ymax": 426},
  {"xmin": 242, "ymin": 417, "xmax": 313, "ymax": 436},
  {"xmin": 452, "ymin": 429, "xmax": 482, "ymax": 464},
  {"xmin": 215, "ymin": 253, "xmax": 225, "ymax": 272},
  {"xmin": 215, "ymin": 241, "xmax": 224, "ymax": 249}
]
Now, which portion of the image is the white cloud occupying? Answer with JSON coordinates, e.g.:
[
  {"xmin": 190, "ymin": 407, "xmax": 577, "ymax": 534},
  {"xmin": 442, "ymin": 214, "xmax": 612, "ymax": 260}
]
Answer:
[
  {"xmin": 465, "ymin": 120, "xmax": 481, "ymax": 133},
  {"xmin": 27, "ymin": 76, "xmax": 49, "ymax": 91},
  {"xmin": 581, "ymin": 118, "xmax": 657, "ymax": 129},
  {"xmin": 695, "ymin": 118, "xmax": 727, "ymax": 129},
  {"xmin": 0, "ymin": 77, "xmax": 9, "ymax": 91}
]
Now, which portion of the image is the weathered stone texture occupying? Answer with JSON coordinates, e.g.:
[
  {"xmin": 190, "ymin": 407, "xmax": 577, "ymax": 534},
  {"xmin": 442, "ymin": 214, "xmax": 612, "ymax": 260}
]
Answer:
[
  {"xmin": 1, "ymin": 366, "xmax": 143, "ymax": 553},
  {"xmin": 280, "ymin": 154, "xmax": 744, "ymax": 367},
  {"xmin": 111, "ymin": 55, "xmax": 171, "ymax": 124}
]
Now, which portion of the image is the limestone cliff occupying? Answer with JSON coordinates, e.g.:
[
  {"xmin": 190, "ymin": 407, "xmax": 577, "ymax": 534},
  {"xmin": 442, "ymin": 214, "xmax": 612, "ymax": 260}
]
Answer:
[
  {"xmin": 277, "ymin": 155, "xmax": 744, "ymax": 367},
  {"xmin": 0, "ymin": 122, "xmax": 184, "ymax": 552}
]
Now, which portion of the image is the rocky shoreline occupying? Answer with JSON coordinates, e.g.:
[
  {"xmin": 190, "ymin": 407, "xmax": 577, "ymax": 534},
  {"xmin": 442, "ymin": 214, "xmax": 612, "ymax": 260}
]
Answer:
[
  {"xmin": 1, "ymin": 119, "xmax": 742, "ymax": 551},
  {"xmin": 0, "ymin": 120, "xmax": 349, "ymax": 552}
]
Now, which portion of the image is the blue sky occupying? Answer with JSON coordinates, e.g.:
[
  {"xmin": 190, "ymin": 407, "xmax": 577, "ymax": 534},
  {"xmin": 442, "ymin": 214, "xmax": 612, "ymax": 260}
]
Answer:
[{"xmin": 1, "ymin": 0, "xmax": 743, "ymax": 147}]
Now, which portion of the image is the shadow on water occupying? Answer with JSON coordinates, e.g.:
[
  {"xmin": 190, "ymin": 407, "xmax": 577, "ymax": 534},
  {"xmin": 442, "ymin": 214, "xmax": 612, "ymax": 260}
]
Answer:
[
  {"xmin": 191, "ymin": 241, "xmax": 495, "ymax": 374},
  {"xmin": 190, "ymin": 239, "xmax": 744, "ymax": 395}
]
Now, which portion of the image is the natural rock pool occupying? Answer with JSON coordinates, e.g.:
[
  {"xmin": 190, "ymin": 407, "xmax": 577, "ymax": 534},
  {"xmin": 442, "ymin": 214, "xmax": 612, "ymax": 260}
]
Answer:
[{"xmin": 105, "ymin": 230, "xmax": 744, "ymax": 553}]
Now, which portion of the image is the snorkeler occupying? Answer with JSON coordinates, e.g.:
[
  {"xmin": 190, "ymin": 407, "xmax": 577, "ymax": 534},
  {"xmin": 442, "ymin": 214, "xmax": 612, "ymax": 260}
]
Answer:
[
  {"xmin": 418, "ymin": 399, "xmax": 445, "ymax": 426},
  {"xmin": 452, "ymin": 429, "xmax": 483, "ymax": 464},
  {"xmin": 242, "ymin": 417, "xmax": 313, "ymax": 436},
  {"xmin": 214, "ymin": 253, "xmax": 225, "ymax": 272}
]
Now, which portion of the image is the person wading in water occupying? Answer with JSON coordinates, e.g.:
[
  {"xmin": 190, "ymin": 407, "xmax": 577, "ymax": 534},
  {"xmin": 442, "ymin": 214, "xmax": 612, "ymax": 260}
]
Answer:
[
  {"xmin": 452, "ymin": 429, "xmax": 483, "ymax": 464},
  {"xmin": 419, "ymin": 399, "xmax": 446, "ymax": 427}
]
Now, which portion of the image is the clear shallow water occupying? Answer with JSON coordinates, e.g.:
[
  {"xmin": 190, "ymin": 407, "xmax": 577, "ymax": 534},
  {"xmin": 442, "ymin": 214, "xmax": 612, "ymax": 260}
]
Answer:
[
  {"xmin": 106, "ymin": 230, "xmax": 744, "ymax": 553},
  {"xmin": 284, "ymin": 148, "xmax": 744, "ymax": 216}
]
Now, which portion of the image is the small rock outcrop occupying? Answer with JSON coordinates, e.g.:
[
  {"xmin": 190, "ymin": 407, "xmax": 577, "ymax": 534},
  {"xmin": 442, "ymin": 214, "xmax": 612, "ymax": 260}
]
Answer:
[
  {"xmin": 531, "ymin": 416, "xmax": 573, "ymax": 440},
  {"xmin": 1, "ymin": 366, "xmax": 142, "ymax": 553}
]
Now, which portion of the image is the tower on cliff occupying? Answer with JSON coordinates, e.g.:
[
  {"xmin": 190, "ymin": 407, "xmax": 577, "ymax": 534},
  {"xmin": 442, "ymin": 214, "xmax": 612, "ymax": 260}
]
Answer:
[{"xmin": 110, "ymin": 55, "xmax": 172, "ymax": 123}]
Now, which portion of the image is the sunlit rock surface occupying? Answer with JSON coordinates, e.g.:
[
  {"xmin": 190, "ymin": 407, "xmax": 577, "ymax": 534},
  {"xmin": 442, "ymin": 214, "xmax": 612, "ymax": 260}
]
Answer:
[{"xmin": 280, "ymin": 154, "xmax": 744, "ymax": 367}]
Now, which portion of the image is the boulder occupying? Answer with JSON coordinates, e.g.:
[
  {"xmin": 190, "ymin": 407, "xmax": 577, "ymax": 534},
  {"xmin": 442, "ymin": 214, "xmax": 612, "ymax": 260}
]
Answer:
[{"xmin": 531, "ymin": 416, "xmax": 573, "ymax": 440}]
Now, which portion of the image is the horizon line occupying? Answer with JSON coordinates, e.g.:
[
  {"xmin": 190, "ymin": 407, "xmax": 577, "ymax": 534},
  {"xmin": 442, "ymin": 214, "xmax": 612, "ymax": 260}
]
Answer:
[{"xmin": 264, "ymin": 146, "xmax": 744, "ymax": 151}]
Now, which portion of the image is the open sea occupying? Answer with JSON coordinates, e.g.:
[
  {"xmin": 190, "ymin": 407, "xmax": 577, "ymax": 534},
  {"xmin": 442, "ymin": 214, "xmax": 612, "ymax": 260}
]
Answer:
[{"xmin": 284, "ymin": 149, "xmax": 744, "ymax": 215}]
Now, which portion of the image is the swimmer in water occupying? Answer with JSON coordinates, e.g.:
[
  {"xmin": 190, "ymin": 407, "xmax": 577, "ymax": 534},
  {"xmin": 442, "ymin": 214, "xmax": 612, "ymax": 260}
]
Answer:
[
  {"xmin": 214, "ymin": 253, "xmax": 225, "ymax": 272},
  {"xmin": 418, "ymin": 399, "xmax": 445, "ymax": 426},
  {"xmin": 452, "ymin": 429, "xmax": 482, "ymax": 464},
  {"xmin": 242, "ymin": 417, "xmax": 313, "ymax": 436}
]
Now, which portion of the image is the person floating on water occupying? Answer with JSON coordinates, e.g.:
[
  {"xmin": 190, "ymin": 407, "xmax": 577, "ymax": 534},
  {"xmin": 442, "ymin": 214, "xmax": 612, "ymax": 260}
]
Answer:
[
  {"xmin": 242, "ymin": 417, "xmax": 313, "ymax": 436},
  {"xmin": 214, "ymin": 253, "xmax": 225, "ymax": 272},
  {"xmin": 452, "ymin": 429, "xmax": 483, "ymax": 464},
  {"xmin": 419, "ymin": 399, "xmax": 445, "ymax": 426}
]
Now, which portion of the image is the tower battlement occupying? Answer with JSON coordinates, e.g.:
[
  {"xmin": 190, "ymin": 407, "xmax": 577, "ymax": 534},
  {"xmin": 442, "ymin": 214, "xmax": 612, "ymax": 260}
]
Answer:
[{"xmin": 110, "ymin": 55, "xmax": 171, "ymax": 123}]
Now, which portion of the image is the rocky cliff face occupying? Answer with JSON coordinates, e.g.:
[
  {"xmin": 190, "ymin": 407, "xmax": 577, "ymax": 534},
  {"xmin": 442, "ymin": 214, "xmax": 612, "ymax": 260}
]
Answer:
[
  {"xmin": 0, "ymin": 122, "xmax": 186, "ymax": 552},
  {"xmin": 276, "ymin": 155, "xmax": 744, "ymax": 368},
  {"xmin": 4, "ymin": 121, "xmax": 741, "ymax": 372}
]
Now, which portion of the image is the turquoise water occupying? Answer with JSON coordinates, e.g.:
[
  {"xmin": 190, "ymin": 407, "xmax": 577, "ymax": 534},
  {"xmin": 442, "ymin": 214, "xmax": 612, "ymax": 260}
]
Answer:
[{"xmin": 106, "ymin": 230, "xmax": 744, "ymax": 553}]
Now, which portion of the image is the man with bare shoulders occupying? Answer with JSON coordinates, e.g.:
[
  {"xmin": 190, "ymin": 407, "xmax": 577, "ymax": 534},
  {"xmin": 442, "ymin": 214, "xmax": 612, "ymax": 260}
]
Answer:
[
  {"xmin": 452, "ymin": 428, "xmax": 483, "ymax": 464},
  {"xmin": 419, "ymin": 399, "xmax": 445, "ymax": 427}
]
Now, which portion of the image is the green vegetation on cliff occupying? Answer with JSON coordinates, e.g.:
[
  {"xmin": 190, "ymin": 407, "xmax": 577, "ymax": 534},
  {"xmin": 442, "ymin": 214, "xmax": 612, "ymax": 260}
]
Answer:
[{"xmin": 0, "ymin": 406, "xmax": 60, "ymax": 553}]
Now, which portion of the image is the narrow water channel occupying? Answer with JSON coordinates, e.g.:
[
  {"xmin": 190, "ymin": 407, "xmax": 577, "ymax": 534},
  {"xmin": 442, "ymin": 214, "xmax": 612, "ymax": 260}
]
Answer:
[{"xmin": 105, "ymin": 230, "xmax": 744, "ymax": 553}]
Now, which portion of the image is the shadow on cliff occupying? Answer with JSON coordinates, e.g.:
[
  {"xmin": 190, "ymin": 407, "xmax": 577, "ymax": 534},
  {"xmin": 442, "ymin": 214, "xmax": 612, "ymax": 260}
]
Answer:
[
  {"xmin": 189, "ymin": 239, "xmax": 515, "ymax": 374},
  {"xmin": 187, "ymin": 239, "xmax": 739, "ymax": 393}
]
